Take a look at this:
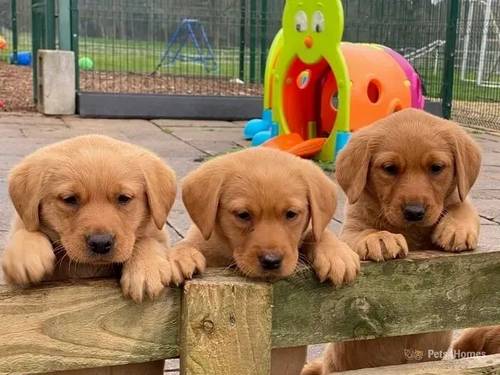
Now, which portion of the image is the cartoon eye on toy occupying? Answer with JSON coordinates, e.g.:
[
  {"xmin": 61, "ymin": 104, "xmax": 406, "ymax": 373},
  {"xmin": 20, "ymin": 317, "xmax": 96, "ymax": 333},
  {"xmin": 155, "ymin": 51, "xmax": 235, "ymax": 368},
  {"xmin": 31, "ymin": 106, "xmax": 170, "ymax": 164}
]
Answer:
[
  {"xmin": 295, "ymin": 11, "xmax": 308, "ymax": 32},
  {"xmin": 312, "ymin": 11, "xmax": 325, "ymax": 33}
]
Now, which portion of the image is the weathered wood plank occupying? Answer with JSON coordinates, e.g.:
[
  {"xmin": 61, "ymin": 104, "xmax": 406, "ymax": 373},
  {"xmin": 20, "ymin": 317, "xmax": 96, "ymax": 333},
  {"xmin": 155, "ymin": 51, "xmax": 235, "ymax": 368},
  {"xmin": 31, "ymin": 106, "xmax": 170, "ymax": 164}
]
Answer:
[
  {"xmin": 334, "ymin": 354, "xmax": 500, "ymax": 374},
  {"xmin": 272, "ymin": 250, "xmax": 500, "ymax": 348},
  {"xmin": 0, "ymin": 280, "xmax": 180, "ymax": 374},
  {"xmin": 180, "ymin": 277, "xmax": 272, "ymax": 375},
  {"xmin": 0, "ymin": 248, "xmax": 499, "ymax": 374}
]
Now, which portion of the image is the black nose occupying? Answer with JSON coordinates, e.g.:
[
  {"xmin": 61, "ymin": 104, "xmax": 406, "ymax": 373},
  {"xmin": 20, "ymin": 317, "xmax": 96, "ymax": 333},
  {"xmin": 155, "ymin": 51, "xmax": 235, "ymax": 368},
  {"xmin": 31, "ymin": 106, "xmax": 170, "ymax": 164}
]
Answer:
[
  {"xmin": 259, "ymin": 253, "xmax": 282, "ymax": 270},
  {"xmin": 403, "ymin": 204, "xmax": 426, "ymax": 222},
  {"xmin": 86, "ymin": 233, "xmax": 114, "ymax": 254}
]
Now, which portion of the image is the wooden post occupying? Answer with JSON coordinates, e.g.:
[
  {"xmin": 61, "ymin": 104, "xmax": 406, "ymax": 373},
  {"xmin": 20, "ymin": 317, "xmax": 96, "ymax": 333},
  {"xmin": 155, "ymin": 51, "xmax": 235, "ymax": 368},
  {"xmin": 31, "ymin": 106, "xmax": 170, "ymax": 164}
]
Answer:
[{"xmin": 180, "ymin": 277, "xmax": 272, "ymax": 375}]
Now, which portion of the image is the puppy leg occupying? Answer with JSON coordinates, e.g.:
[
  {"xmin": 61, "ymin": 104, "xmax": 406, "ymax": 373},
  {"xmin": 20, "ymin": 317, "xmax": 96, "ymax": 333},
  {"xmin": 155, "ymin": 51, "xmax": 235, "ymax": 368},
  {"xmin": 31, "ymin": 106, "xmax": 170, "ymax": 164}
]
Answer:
[
  {"xmin": 342, "ymin": 228, "xmax": 409, "ymax": 262},
  {"xmin": 453, "ymin": 326, "xmax": 500, "ymax": 356},
  {"xmin": 166, "ymin": 243, "xmax": 206, "ymax": 285},
  {"xmin": 300, "ymin": 359, "xmax": 323, "ymax": 375},
  {"xmin": 165, "ymin": 227, "xmax": 207, "ymax": 285},
  {"xmin": 432, "ymin": 198, "xmax": 479, "ymax": 252},
  {"xmin": 303, "ymin": 229, "xmax": 360, "ymax": 286},
  {"xmin": 120, "ymin": 237, "xmax": 175, "ymax": 303},
  {"xmin": 271, "ymin": 347, "xmax": 307, "ymax": 375},
  {"xmin": 2, "ymin": 227, "xmax": 55, "ymax": 285}
]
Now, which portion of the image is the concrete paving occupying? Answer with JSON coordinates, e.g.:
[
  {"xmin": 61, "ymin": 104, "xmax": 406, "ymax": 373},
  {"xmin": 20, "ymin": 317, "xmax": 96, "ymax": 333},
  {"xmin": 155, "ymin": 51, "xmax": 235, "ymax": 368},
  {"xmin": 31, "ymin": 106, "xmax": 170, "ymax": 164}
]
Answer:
[{"xmin": 0, "ymin": 113, "xmax": 499, "ymax": 369}]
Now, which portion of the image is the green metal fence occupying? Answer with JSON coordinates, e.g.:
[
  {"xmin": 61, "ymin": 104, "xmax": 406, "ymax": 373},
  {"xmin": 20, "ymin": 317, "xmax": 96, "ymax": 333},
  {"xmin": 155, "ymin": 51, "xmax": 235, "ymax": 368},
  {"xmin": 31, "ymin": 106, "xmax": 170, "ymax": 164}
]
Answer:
[
  {"xmin": 0, "ymin": 0, "xmax": 499, "ymax": 129},
  {"xmin": 0, "ymin": 0, "xmax": 31, "ymax": 63},
  {"xmin": 75, "ymin": 0, "xmax": 282, "ymax": 97}
]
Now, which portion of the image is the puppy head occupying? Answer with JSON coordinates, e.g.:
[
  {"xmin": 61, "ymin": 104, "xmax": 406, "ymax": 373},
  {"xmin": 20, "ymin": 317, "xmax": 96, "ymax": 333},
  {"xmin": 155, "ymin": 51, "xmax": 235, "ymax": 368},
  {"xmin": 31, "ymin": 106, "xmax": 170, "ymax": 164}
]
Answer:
[
  {"xmin": 182, "ymin": 148, "xmax": 336, "ymax": 279},
  {"xmin": 336, "ymin": 109, "xmax": 481, "ymax": 228},
  {"xmin": 9, "ymin": 135, "xmax": 176, "ymax": 264}
]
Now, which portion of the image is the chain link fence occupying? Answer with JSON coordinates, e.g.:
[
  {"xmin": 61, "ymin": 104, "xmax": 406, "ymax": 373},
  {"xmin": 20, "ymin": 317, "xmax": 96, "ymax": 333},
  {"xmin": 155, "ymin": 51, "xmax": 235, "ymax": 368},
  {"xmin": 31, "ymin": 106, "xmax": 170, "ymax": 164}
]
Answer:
[
  {"xmin": 0, "ymin": 0, "xmax": 498, "ymax": 129},
  {"xmin": 454, "ymin": 0, "xmax": 500, "ymax": 130}
]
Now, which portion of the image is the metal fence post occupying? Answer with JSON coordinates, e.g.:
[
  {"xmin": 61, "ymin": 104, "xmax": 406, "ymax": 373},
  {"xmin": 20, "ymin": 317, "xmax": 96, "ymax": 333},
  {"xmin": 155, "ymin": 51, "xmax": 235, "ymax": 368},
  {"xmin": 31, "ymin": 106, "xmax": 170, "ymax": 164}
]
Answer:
[
  {"xmin": 239, "ymin": 0, "xmax": 246, "ymax": 82},
  {"xmin": 441, "ymin": 0, "xmax": 461, "ymax": 119},
  {"xmin": 259, "ymin": 0, "xmax": 268, "ymax": 83},
  {"xmin": 70, "ymin": 0, "xmax": 79, "ymax": 91},
  {"xmin": 249, "ymin": 0, "xmax": 257, "ymax": 84},
  {"xmin": 58, "ymin": 0, "xmax": 71, "ymax": 50},
  {"xmin": 32, "ymin": 0, "xmax": 56, "ymax": 101},
  {"xmin": 11, "ymin": 0, "xmax": 18, "ymax": 64}
]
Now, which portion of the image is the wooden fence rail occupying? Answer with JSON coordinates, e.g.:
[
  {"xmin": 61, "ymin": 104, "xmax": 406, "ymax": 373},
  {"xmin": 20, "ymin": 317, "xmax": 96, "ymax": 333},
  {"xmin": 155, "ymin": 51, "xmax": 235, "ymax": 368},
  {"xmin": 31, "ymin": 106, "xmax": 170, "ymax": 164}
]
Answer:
[{"xmin": 1, "ymin": 248, "xmax": 499, "ymax": 374}]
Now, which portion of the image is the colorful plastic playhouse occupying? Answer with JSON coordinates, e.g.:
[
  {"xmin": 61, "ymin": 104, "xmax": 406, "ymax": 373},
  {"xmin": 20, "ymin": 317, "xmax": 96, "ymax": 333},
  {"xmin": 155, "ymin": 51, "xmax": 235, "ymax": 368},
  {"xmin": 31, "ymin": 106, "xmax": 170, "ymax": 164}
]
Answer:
[{"xmin": 244, "ymin": 0, "xmax": 425, "ymax": 162}]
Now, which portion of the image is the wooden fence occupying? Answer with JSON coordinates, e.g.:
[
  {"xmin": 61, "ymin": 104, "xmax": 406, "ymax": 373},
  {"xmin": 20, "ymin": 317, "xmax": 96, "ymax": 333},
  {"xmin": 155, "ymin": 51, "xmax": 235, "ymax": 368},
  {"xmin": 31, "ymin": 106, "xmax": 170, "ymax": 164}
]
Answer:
[{"xmin": 1, "ymin": 248, "xmax": 499, "ymax": 374}]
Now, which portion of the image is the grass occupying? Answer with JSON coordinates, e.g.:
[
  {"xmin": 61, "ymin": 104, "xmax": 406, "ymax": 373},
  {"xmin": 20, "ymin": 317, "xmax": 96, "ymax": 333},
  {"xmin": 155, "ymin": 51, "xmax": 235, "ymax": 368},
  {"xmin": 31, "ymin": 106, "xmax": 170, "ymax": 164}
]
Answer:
[{"xmin": 78, "ymin": 36, "xmax": 264, "ymax": 82}]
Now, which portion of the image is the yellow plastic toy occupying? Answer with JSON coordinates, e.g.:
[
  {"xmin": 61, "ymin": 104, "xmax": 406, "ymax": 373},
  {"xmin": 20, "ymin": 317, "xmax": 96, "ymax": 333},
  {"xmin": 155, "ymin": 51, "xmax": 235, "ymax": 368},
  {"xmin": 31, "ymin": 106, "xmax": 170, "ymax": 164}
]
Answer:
[{"xmin": 244, "ymin": 0, "xmax": 424, "ymax": 162}]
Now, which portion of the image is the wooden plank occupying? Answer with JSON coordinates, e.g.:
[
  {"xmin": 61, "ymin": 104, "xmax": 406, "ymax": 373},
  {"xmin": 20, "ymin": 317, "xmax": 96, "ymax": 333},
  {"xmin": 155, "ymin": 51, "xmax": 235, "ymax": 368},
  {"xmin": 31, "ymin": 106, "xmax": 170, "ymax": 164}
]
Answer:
[
  {"xmin": 272, "ymin": 250, "xmax": 500, "ymax": 348},
  {"xmin": 334, "ymin": 354, "xmax": 500, "ymax": 375},
  {"xmin": 180, "ymin": 277, "xmax": 272, "ymax": 375},
  {"xmin": 0, "ymin": 279, "xmax": 180, "ymax": 374},
  {"xmin": 0, "ymin": 248, "xmax": 499, "ymax": 373}
]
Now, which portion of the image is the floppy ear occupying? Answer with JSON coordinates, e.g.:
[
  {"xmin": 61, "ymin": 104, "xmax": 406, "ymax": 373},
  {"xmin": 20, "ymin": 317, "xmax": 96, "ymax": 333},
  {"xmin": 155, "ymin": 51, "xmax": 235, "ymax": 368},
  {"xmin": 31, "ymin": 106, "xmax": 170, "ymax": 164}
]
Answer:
[
  {"xmin": 303, "ymin": 162, "xmax": 337, "ymax": 241},
  {"xmin": 182, "ymin": 164, "xmax": 224, "ymax": 240},
  {"xmin": 141, "ymin": 155, "xmax": 177, "ymax": 230},
  {"xmin": 449, "ymin": 127, "xmax": 481, "ymax": 202},
  {"xmin": 335, "ymin": 134, "xmax": 371, "ymax": 204},
  {"xmin": 8, "ymin": 159, "xmax": 44, "ymax": 231}
]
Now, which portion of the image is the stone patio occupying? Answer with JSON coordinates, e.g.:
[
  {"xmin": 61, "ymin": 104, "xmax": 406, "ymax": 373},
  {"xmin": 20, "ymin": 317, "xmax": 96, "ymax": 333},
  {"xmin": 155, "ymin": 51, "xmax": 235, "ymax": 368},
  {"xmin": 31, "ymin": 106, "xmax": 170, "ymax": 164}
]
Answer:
[{"xmin": 0, "ymin": 112, "xmax": 499, "ymax": 370}]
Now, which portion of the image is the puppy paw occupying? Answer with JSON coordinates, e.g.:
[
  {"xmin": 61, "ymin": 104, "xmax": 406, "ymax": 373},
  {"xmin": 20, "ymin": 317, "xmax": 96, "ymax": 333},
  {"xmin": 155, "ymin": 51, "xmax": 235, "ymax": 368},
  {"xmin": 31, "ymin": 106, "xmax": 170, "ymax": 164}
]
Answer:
[
  {"xmin": 166, "ymin": 246, "xmax": 206, "ymax": 285},
  {"xmin": 313, "ymin": 242, "xmax": 360, "ymax": 286},
  {"xmin": 432, "ymin": 214, "xmax": 478, "ymax": 252},
  {"xmin": 121, "ymin": 251, "xmax": 174, "ymax": 303},
  {"xmin": 2, "ymin": 230, "xmax": 55, "ymax": 285},
  {"xmin": 355, "ymin": 231, "xmax": 408, "ymax": 261}
]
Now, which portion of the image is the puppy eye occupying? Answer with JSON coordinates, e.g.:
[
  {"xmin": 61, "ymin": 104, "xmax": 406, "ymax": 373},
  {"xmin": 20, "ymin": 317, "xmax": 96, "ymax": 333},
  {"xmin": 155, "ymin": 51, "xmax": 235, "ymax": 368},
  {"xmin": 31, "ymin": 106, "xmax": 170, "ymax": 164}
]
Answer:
[
  {"xmin": 61, "ymin": 195, "xmax": 78, "ymax": 206},
  {"xmin": 430, "ymin": 164, "xmax": 444, "ymax": 175},
  {"xmin": 382, "ymin": 164, "xmax": 398, "ymax": 176},
  {"xmin": 235, "ymin": 211, "xmax": 251, "ymax": 222},
  {"xmin": 286, "ymin": 210, "xmax": 298, "ymax": 220},
  {"xmin": 117, "ymin": 195, "xmax": 133, "ymax": 205}
]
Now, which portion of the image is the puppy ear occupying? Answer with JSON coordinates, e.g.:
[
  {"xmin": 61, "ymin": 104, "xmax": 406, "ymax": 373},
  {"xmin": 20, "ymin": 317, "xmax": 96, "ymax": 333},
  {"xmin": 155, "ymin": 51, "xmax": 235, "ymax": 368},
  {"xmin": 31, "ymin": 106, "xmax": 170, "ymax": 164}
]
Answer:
[
  {"xmin": 335, "ymin": 134, "xmax": 371, "ymax": 204},
  {"xmin": 303, "ymin": 162, "xmax": 337, "ymax": 241},
  {"xmin": 8, "ymin": 159, "xmax": 44, "ymax": 231},
  {"xmin": 450, "ymin": 127, "xmax": 481, "ymax": 202},
  {"xmin": 141, "ymin": 155, "xmax": 177, "ymax": 230},
  {"xmin": 182, "ymin": 164, "xmax": 224, "ymax": 240}
]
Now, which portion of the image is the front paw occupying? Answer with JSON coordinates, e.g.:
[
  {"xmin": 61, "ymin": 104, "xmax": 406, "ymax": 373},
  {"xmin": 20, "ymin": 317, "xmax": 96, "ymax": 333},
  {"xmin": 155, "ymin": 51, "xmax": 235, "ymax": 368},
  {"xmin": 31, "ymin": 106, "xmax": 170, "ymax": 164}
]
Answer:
[
  {"xmin": 313, "ymin": 242, "xmax": 360, "ymax": 286},
  {"xmin": 2, "ymin": 230, "xmax": 55, "ymax": 285},
  {"xmin": 121, "ymin": 252, "xmax": 173, "ymax": 303},
  {"xmin": 432, "ymin": 214, "xmax": 478, "ymax": 252},
  {"xmin": 355, "ymin": 231, "xmax": 408, "ymax": 261},
  {"xmin": 166, "ymin": 246, "xmax": 206, "ymax": 285}
]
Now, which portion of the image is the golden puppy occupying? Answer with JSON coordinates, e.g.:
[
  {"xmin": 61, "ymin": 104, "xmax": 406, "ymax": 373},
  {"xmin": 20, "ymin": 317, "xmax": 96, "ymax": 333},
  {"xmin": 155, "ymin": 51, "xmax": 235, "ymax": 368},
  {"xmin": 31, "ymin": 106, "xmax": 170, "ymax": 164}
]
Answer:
[
  {"xmin": 2, "ymin": 135, "xmax": 181, "ymax": 302},
  {"xmin": 168, "ymin": 147, "xmax": 360, "ymax": 375},
  {"xmin": 1, "ymin": 135, "xmax": 180, "ymax": 375},
  {"xmin": 303, "ymin": 109, "xmax": 481, "ymax": 374},
  {"xmin": 453, "ymin": 326, "xmax": 500, "ymax": 357}
]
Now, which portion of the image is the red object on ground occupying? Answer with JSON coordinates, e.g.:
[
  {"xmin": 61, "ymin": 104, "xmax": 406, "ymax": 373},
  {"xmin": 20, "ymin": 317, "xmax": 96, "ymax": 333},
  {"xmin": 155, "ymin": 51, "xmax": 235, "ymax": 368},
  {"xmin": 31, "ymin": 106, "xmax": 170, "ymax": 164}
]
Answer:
[
  {"xmin": 263, "ymin": 133, "xmax": 326, "ymax": 158},
  {"xmin": 0, "ymin": 100, "xmax": 5, "ymax": 109},
  {"xmin": 287, "ymin": 137, "xmax": 326, "ymax": 158},
  {"xmin": 263, "ymin": 133, "xmax": 304, "ymax": 151}
]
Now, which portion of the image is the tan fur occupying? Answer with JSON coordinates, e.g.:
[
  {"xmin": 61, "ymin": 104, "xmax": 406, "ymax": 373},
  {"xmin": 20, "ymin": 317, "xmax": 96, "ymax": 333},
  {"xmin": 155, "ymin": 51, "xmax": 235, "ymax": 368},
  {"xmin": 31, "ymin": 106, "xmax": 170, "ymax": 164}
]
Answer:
[
  {"xmin": 453, "ymin": 326, "xmax": 500, "ymax": 357},
  {"xmin": 304, "ymin": 109, "xmax": 481, "ymax": 374},
  {"xmin": 1, "ymin": 135, "xmax": 180, "ymax": 375},
  {"xmin": 170, "ymin": 148, "xmax": 360, "ymax": 374}
]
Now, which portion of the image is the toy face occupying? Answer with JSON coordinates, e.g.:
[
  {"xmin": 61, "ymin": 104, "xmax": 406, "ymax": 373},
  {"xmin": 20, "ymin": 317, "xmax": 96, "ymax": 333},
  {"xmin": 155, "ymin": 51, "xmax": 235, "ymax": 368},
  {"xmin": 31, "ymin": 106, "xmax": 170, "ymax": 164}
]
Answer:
[{"xmin": 283, "ymin": 0, "xmax": 344, "ymax": 64}]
